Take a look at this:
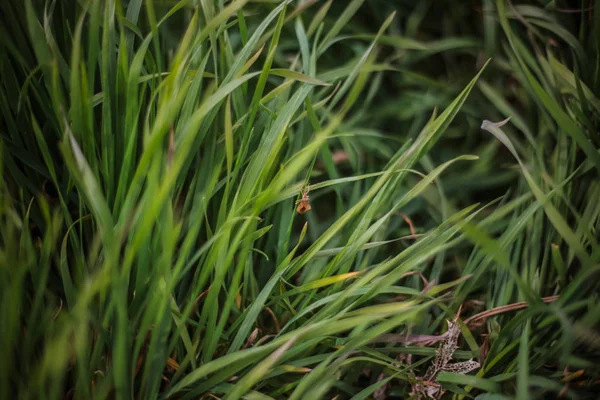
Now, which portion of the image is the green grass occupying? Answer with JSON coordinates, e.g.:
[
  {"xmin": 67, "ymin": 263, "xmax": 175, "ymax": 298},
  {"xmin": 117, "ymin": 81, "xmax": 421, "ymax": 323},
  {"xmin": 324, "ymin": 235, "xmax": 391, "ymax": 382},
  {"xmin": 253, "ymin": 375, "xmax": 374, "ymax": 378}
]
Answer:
[{"xmin": 1, "ymin": 0, "xmax": 599, "ymax": 399}]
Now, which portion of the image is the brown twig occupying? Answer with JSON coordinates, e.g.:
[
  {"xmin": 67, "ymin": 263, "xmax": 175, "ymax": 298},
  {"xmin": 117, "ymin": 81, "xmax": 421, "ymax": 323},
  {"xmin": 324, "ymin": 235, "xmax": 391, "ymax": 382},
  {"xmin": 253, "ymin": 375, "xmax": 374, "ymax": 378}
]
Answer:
[
  {"xmin": 398, "ymin": 212, "xmax": 417, "ymax": 236},
  {"xmin": 265, "ymin": 307, "xmax": 281, "ymax": 333},
  {"xmin": 400, "ymin": 271, "xmax": 429, "ymax": 286},
  {"xmin": 464, "ymin": 295, "xmax": 559, "ymax": 326},
  {"xmin": 188, "ymin": 287, "xmax": 211, "ymax": 318}
]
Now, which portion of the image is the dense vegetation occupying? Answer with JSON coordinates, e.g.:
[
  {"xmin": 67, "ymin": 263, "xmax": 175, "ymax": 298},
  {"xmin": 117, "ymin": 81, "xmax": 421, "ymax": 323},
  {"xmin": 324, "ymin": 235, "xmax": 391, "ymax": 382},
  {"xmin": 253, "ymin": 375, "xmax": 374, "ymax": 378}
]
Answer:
[{"xmin": 1, "ymin": 0, "xmax": 599, "ymax": 398}]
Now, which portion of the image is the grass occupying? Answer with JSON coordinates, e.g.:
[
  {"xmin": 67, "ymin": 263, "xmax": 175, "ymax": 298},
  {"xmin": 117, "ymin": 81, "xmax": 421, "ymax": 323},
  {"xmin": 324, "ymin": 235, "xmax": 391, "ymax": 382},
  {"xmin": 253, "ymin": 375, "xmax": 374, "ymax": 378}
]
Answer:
[{"xmin": 0, "ymin": 0, "xmax": 599, "ymax": 399}]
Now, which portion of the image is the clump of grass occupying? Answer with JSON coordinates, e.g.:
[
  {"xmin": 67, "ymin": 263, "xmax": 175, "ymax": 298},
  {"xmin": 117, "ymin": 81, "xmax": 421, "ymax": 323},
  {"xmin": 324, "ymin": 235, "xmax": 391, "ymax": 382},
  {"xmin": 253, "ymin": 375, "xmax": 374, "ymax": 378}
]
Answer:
[{"xmin": 1, "ymin": 1, "xmax": 599, "ymax": 399}]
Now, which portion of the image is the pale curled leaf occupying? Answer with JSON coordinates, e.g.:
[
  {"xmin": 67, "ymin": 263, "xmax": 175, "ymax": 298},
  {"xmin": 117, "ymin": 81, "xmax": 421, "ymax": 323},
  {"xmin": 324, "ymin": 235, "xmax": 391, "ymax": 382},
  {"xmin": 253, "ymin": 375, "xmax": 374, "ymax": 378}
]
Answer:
[
  {"xmin": 481, "ymin": 117, "xmax": 518, "ymax": 159},
  {"xmin": 442, "ymin": 359, "xmax": 480, "ymax": 374}
]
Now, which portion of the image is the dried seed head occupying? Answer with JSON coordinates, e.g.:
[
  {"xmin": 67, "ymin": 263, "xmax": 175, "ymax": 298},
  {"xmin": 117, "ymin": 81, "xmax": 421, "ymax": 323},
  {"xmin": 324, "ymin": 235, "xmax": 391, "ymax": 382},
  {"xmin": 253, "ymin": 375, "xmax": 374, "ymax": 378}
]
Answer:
[{"xmin": 296, "ymin": 201, "xmax": 311, "ymax": 214}]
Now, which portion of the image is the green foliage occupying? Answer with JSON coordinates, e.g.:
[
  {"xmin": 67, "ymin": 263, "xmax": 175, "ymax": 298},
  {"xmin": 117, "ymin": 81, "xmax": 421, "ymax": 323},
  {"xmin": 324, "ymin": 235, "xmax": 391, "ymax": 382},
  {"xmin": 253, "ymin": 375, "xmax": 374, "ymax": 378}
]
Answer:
[{"xmin": 1, "ymin": 0, "xmax": 599, "ymax": 399}]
